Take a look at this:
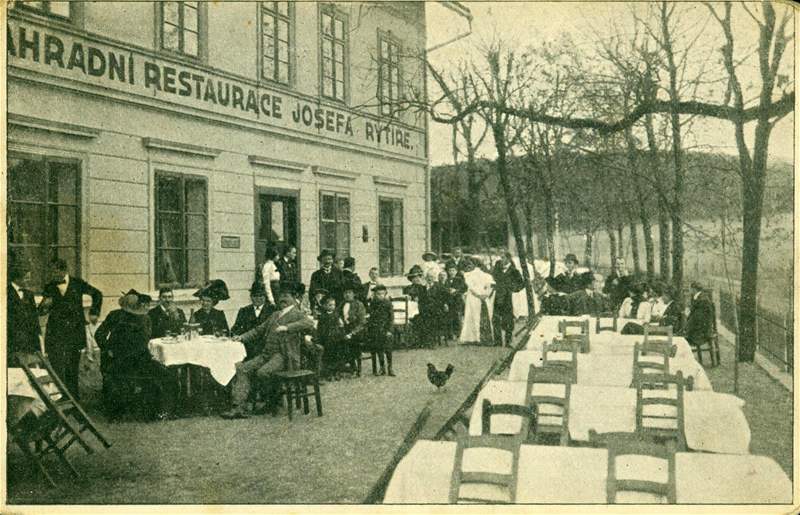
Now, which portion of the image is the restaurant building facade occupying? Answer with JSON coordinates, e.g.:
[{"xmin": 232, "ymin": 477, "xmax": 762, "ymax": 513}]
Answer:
[{"xmin": 7, "ymin": 1, "xmax": 431, "ymax": 320}]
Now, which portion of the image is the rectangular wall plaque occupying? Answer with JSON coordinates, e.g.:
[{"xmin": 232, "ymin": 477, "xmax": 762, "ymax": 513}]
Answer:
[{"xmin": 221, "ymin": 236, "xmax": 241, "ymax": 249}]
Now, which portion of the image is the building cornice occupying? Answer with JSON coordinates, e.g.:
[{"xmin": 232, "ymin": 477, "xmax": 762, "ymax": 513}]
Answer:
[
  {"xmin": 143, "ymin": 138, "xmax": 221, "ymax": 158},
  {"xmin": 8, "ymin": 113, "xmax": 100, "ymax": 139}
]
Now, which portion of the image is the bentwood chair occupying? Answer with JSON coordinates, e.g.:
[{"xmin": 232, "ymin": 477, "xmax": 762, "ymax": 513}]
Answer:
[
  {"xmin": 480, "ymin": 399, "xmax": 537, "ymax": 440},
  {"xmin": 635, "ymin": 371, "xmax": 688, "ymax": 451},
  {"xmin": 604, "ymin": 433, "xmax": 677, "ymax": 504},
  {"xmin": 525, "ymin": 365, "xmax": 572, "ymax": 446},
  {"xmin": 448, "ymin": 434, "xmax": 522, "ymax": 503}
]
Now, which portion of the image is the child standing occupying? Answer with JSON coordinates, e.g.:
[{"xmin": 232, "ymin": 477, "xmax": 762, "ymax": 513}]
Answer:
[
  {"xmin": 339, "ymin": 285, "xmax": 367, "ymax": 376},
  {"xmin": 316, "ymin": 296, "xmax": 346, "ymax": 380},
  {"xmin": 368, "ymin": 284, "xmax": 395, "ymax": 376}
]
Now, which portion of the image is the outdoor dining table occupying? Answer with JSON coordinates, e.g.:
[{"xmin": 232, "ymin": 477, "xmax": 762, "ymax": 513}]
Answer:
[
  {"xmin": 148, "ymin": 335, "xmax": 246, "ymax": 386},
  {"xmin": 382, "ymin": 440, "xmax": 792, "ymax": 504},
  {"xmin": 469, "ymin": 380, "xmax": 751, "ymax": 454},
  {"xmin": 507, "ymin": 347, "xmax": 712, "ymax": 390}
]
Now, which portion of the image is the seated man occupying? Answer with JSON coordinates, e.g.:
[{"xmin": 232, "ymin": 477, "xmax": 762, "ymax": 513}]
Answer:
[
  {"xmin": 568, "ymin": 272, "xmax": 608, "ymax": 316},
  {"xmin": 553, "ymin": 253, "xmax": 582, "ymax": 294},
  {"xmin": 685, "ymin": 281, "xmax": 715, "ymax": 347},
  {"xmin": 231, "ymin": 281, "xmax": 273, "ymax": 360},
  {"xmin": 223, "ymin": 290, "xmax": 314, "ymax": 419},
  {"xmin": 651, "ymin": 284, "xmax": 683, "ymax": 333},
  {"xmin": 540, "ymin": 276, "xmax": 568, "ymax": 316},
  {"xmin": 148, "ymin": 287, "xmax": 187, "ymax": 339}
]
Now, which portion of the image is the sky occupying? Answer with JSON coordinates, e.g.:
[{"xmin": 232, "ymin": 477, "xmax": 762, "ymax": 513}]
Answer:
[{"xmin": 424, "ymin": 1, "xmax": 795, "ymax": 167}]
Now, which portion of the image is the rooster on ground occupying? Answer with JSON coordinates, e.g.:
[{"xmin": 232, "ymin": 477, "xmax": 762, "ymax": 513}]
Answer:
[{"xmin": 427, "ymin": 363, "xmax": 454, "ymax": 391}]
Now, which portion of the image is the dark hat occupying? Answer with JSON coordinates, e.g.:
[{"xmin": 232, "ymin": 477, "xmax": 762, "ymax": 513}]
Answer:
[
  {"xmin": 249, "ymin": 281, "xmax": 267, "ymax": 296},
  {"xmin": 564, "ymin": 253, "xmax": 579, "ymax": 264},
  {"xmin": 406, "ymin": 265, "xmax": 423, "ymax": 280},
  {"xmin": 313, "ymin": 288, "xmax": 329, "ymax": 297},
  {"xmin": 343, "ymin": 257, "xmax": 356, "ymax": 269},
  {"xmin": 118, "ymin": 289, "xmax": 152, "ymax": 315},
  {"xmin": 193, "ymin": 279, "xmax": 230, "ymax": 302},
  {"xmin": 372, "ymin": 284, "xmax": 387, "ymax": 293},
  {"xmin": 422, "ymin": 251, "xmax": 438, "ymax": 261},
  {"xmin": 579, "ymin": 271, "xmax": 594, "ymax": 289},
  {"xmin": 440, "ymin": 253, "xmax": 453, "ymax": 261},
  {"xmin": 317, "ymin": 249, "xmax": 335, "ymax": 261}
]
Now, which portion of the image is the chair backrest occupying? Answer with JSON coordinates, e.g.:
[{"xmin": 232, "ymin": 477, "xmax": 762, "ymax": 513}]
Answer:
[
  {"xmin": 16, "ymin": 352, "xmax": 66, "ymax": 407},
  {"xmin": 391, "ymin": 296, "xmax": 410, "ymax": 326},
  {"xmin": 542, "ymin": 339, "xmax": 578, "ymax": 374},
  {"xmin": 632, "ymin": 343, "xmax": 670, "ymax": 387},
  {"xmin": 449, "ymin": 434, "xmax": 521, "ymax": 503},
  {"xmin": 558, "ymin": 319, "xmax": 589, "ymax": 336},
  {"xmin": 596, "ymin": 315, "xmax": 619, "ymax": 333},
  {"xmin": 435, "ymin": 360, "xmax": 500, "ymax": 441},
  {"xmin": 632, "ymin": 370, "xmax": 694, "ymax": 391},
  {"xmin": 481, "ymin": 399, "xmax": 537, "ymax": 438},
  {"xmin": 635, "ymin": 371, "xmax": 687, "ymax": 450},
  {"xmin": 644, "ymin": 324, "xmax": 673, "ymax": 346},
  {"xmin": 605, "ymin": 433, "xmax": 677, "ymax": 504},
  {"xmin": 525, "ymin": 365, "xmax": 572, "ymax": 445}
]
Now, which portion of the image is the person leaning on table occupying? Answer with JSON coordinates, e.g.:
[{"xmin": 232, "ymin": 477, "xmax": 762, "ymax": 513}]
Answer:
[{"xmin": 223, "ymin": 289, "xmax": 315, "ymax": 419}]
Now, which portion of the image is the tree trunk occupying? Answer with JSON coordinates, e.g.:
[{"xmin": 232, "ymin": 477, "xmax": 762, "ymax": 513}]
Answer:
[
  {"xmin": 629, "ymin": 220, "xmax": 641, "ymax": 275},
  {"xmin": 584, "ymin": 230, "xmax": 593, "ymax": 268},
  {"xmin": 640, "ymin": 210, "xmax": 655, "ymax": 280},
  {"xmin": 658, "ymin": 205, "xmax": 671, "ymax": 280},
  {"xmin": 466, "ymin": 158, "xmax": 483, "ymax": 252},
  {"xmin": 644, "ymin": 105, "xmax": 671, "ymax": 281},
  {"xmin": 544, "ymin": 191, "xmax": 557, "ymax": 276},
  {"xmin": 738, "ymin": 171, "xmax": 764, "ymax": 362},
  {"xmin": 617, "ymin": 224, "xmax": 624, "ymax": 260},
  {"xmin": 607, "ymin": 228, "xmax": 618, "ymax": 270},
  {"xmin": 523, "ymin": 203, "xmax": 535, "ymax": 262}
]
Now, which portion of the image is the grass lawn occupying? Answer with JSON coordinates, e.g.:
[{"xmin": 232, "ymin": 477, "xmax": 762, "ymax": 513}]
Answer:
[
  {"xmin": 704, "ymin": 337, "xmax": 793, "ymax": 479},
  {"xmin": 7, "ymin": 343, "xmax": 509, "ymax": 504}
]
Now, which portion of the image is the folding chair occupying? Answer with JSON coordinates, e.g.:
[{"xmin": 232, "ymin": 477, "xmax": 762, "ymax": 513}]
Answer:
[
  {"xmin": 542, "ymin": 339, "xmax": 578, "ymax": 383},
  {"xmin": 635, "ymin": 371, "xmax": 687, "ymax": 451},
  {"xmin": 525, "ymin": 365, "xmax": 572, "ymax": 446},
  {"xmin": 448, "ymin": 434, "xmax": 521, "ymax": 503},
  {"xmin": 643, "ymin": 324, "xmax": 673, "ymax": 347},
  {"xmin": 11, "ymin": 352, "xmax": 112, "ymax": 485},
  {"xmin": 480, "ymin": 399, "xmax": 537, "ymax": 440},
  {"xmin": 596, "ymin": 314, "xmax": 619, "ymax": 333},
  {"xmin": 604, "ymin": 433, "xmax": 677, "ymax": 504}
]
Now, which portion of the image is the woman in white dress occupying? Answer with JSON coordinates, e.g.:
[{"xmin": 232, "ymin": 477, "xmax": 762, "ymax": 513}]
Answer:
[
  {"xmin": 459, "ymin": 258, "xmax": 496, "ymax": 345},
  {"xmin": 260, "ymin": 247, "xmax": 281, "ymax": 308}
]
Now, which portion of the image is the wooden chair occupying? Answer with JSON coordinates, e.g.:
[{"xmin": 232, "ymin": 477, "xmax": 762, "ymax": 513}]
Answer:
[
  {"xmin": 480, "ymin": 399, "xmax": 537, "ymax": 439},
  {"xmin": 525, "ymin": 365, "xmax": 571, "ymax": 446},
  {"xmin": 448, "ymin": 434, "xmax": 521, "ymax": 503},
  {"xmin": 631, "ymin": 342, "xmax": 671, "ymax": 388},
  {"xmin": 274, "ymin": 369, "xmax": 323, "ymax": 420},
  {"xmin": 632, "ymin": 370, "xmax": 694, "ymax": 392},
  {"xmin": 596, "ymin": 315, "xmax": 619, "ymax": 333},
  {"xmin": 558, "ymin": 318, "xmax": 589, "ymax": 337},
  {"xmin": 604, "ymin": 433, "xmax": 677, "ymax": 504},
  {"xmin": 692, "ymin": 334, "xmax": 721, "ymax": 368},
  {"xmin": 11, "ymin": 352, "xmax": 112, "ymax": 485},
  {"xmin": 435, "ymin": 360, "xmax": 501, "ymax": 441},
  {"xmin": 644, "ymin": 324, "xmax": 673, "ymax": 347},
  {"xmin": 635, "ymin": 371, "xmax": 687, "ymax": 451},
  {"xmin": 391, "ymin": 296, "xmax": 411, "ymax": 347},
  {"xmin": 542, "ymin": 339, "xmax": 578, "ymax": 383}
]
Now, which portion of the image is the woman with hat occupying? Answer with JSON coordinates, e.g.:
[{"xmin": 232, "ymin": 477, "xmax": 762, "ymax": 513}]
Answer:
[
  {"xmin": 190, "ymin": 280, "xmax": 230, "ymax": 336},
  {"xmin": 420, "ymin": 251, "xmax": 441, "ymax": 285},
  {"xmin": 459, "ymin": 257, "xmax": 496, "ymax": 345},
  {"xmin": 95, "ymin": 290, "xmax": 178, "ymax": 421}
]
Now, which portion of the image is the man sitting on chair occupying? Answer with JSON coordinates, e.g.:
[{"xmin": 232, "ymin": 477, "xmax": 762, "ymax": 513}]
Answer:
[
  {"xmin": 568, "ymin": 272, "xmax": 608, "ymax": 316},
  {"xmin": 231, "ymin": 281, "xmax": 273, "ymax": 360},
  {"xmin": 148, "ymin": 287, "xmax": 186, "ymax": 339},
  {"xmin": 224, "ymin": 290, "xmax": 315, "ymax": 418}
]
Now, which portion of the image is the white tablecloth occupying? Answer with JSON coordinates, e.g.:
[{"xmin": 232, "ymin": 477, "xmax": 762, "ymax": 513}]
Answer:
[
  {"xmin": 469, "ymin": 381, "xmax": 751, "ymax": 454},
  {"xmin": 148, "ymin": 336, "xmax": 246, "ymax": 386},
  {"xmin": 508, "ymin": 348, "xmax": 712, "ymax": 390},
  {"xmin": 383, "ymin": 440, "xmax": 792, "ymax": 504}
]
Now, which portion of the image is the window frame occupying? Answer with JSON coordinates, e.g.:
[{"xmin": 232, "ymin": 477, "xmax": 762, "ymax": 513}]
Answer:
[
  {"xmin": 12, "ymin": 1, "xmax": 72, "ymax": 20},
  {"xmin": 154, "ymin": 171, "xmax": 209, "ymax": 290},
  {"xmin": 8, "ymin": 152, "xmax": 82, "ymax": 294},
  {"xmin": 318, "ymin": 4, "xmax": 349, "ymax": 103},
  {"xmin": 378, "ymin": 196, "xmax": 404, "ymax": 278},
  {"xmin": 157, "ymin": 1, "xmax": 205, "ymax": 62},
  {"xmin": 259, "ymin": 1, "xmax": 295, "ymax": 86},
  {"xmin": 378, "ymin": 31, "xmax": 403, "ymax": 117},
  {"xmin": 318, "ymin": 190, "xmax": 351, "ymax": 259}
]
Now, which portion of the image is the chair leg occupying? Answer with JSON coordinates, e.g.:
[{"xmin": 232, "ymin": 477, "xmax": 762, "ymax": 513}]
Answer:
[
  {"xmin": 371, "ymin": 353, "xmax": 377, "ymax": 375},
  {"xmin": 302, "ymin": 382, "xmax": 310, "ymax": 415},
  {"xmin": 313, "ymin": 379, "xmax": 323, "ymax": 417},
  {"xmin": 294, "ymin": 381, "xmax": 302, "ymax": 410},
  {"xmin": 713, "ymin": 339, "xmax": 721, "ymax": 367},
  {"xmin": 284, "ymin": 383, "xmax": 293, "ymax": 421},
  {"xmin": 45, "ymin": 433, "xmax": 80, "ymax": 478},
  {"xmin": 13, "ymin": 435, "xmax": 57, "ymax": 487}
]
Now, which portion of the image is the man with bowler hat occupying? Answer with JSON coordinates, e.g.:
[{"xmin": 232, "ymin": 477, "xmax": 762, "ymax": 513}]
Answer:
[
  {"xmin": 309, "ymin": 249, "xmax": 343, "ymax": 311},
  {"xmin": 553, "ymin": 253, "xmax": 582, "ymax": 295},
  {"xmin": 231, "ymin": 281, "xmax": 274, "ymax": 359}
]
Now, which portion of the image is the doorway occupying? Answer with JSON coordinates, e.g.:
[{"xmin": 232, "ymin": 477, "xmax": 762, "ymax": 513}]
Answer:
[{"xmin": 254, "ymin": 190, "xmax": 299, "ymax": 274}]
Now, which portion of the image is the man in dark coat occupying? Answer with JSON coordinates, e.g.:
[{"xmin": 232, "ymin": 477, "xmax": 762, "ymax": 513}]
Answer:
[
  {"xmin": 685, "ymin": 282, "xmax": 715, "ymax": 347},
  {"xmin": 148, "ymin": 287, "xmax": 187, "ymax": 339},
  {"xmin": 603, "ymin": 257, "xmax": 632, "ymax": 311},
  {"xmin": 568, "ymin": 272, "xmax": 608, "ymax": 316},
  {"xmin": 553, "ymin": 253, "xmax": 582, "ymax": 294},
  {"xmin": 231, "ymin": 281, "xmax": 273, "ymax": 359},
  {"xmin": 657, "ymin": 285, "xmax": 684, "ymax": 334},
  {"xmin": 7, "ymin": 260, "xmax": 41, "ymax": 366},
  {"xmin": 341, "ymin": 257, "xmax": 363, "ymax": 300},
  {"xmin": 309, "ymin": 249, "xmax": 344, "ymax": 312},
  {"xmin": 451, "ymin": 247, "xmax": 468, "ymax": 274},
  {"xmin": 276, "ymin": 245, "xmax": 298, "ymax": 293},
  {"xmin": 39, "ymin": 258, "xmax": 103, "ymax": 399},
  {"xmin": 540, "ymin": 277, "xmax": 568, "ymax": 316},
  {"xmin": 444, "ymin": 261, "xmax": 467, "ymax": 340},
  {"xmin": 492, "ymin": 251, "xmax": 525, "ymax": 347},
  {"xmin": 191, "ymin": 279, "xmax": 230, "ymax": 336},
  {"xmin": 339, "ymin": 284, "xmax": 368, "ymax": 375}
]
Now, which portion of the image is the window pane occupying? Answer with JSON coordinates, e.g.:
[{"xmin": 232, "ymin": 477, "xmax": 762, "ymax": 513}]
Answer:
[
  {"xmin": 334, "ymin": 18, "xmax": 344, "ymax": 39},
  {"xmin": 379, "ymin": 255, "xmax": 390, "ymax": 276},
  {"xmin": 337, "ymin": 196, "xmax": 349, "ymax": 220},
  {"xmin": 48, "ymin": 162, "xmax": 79, "ymax": 205},
  {"xmin": 278, "ymin": 20, "xmax": 288, "ymax": 42},
  {"xmin": 263, "ymin": 13, "xmax": 275, "ymax": 38},
  {"xmin": 381, "ymin": 40, "xmax": 389, "ymax": 59},
  {"xmin": 321, "ymin": 194, "xmax": 335, "ymax": 220},
  {"xmin": 185, "ymin": 179, "xmax": 206, "ymax": 213},
  {"xmin": 322, "ymin": 13, "xmax": 332, "ymax": 36},
  {"xmin": 393, "ymin": 248, "xmax": 403, "ymax": 275},
  {"xmin": 264, "ymin": 35, "xmax": 275, "ymax": 57},
  {"xmin": 186, "ymin": 214, "xmax": 206, "ymax": 249},
  {"xmin": 163, "ymin": 23, "xmax": 180, "ymax": 50},
  {"xmin": 278, "ymin": 40, "xmax": 289, "ymax": 62},
  {"xmin": 336, "ymin": 223, "xmax": 349, "ymax": 255},
  {"xmin": 49, "ymin": 205, "xmax": 78, "ymax": 247},
  {"xmin": 49, "ymin": 1, "xmax": 70, "ymax": 16},
  {"xmin": 158, "ymin": 249, "xmax": 183, "ymax": 285},
  {"xmin": 379, "ymin": 226, "xmax": 391, "ymax": 250},
  {"xmin": 335, "ymin": 62, "xmax": 344, "ymax": 82},
  {"xmin": 323, "ymin": 78, "xmax": 333, "ymax": 97},
  {"xmin": 184, "ymin": 31, "xmax": 198, "ymax": 56},
  {"xmin": 157, "ymin": 213, "xmax": 183, "ymax": 248},
  {"xmin": 334, "ymin": 43, "xmax": 344, "ymax": 64},
  {"xmin": 321, "ymin": 222, "xmax": 336, "ymax": 251},
  {"xmin": 187, "ymin": 250, "xmax": 207, "ymax": 286},
  {"xmin": 393, "ymin": 200, "xmax": 403, "ymax": 221},
  {"xmin": 270, "ymin": 201, "xmax": 284, "ymax": 240},
  {"xmin": 276, "ymin": 1, "xmax": 288, "ymax": 16},
  {"xmin": 184, "ymin": 3, "xmax": 198, "ymax": 31},
  {"xmin": 322, "ymin": 40, "xmax": 332, "ymax": 59},
  {"xmin": 322, "ymin": 57, "xmax": 333, "ymax": 78},
  {"xmin": 335, "ymin": 80, "xmax": 345, "ymax": 99},
  {"xmin": 9, "ymin": 204, "xmax": 44, "ymax": 245},
  {"xmin": 9, "ymin": 158, "xmax": 46, "ymax": 202},
  {"xmin": 263, "ymin": 58, "xmax": 275, "ymax": 80},
  {"xmin": 163, "ymin": 2, "xmax": 179, "ymax": 24},
  {"xmin": 10, "ymin": 245, "xmax": 46, "ymax": 292},
  {"xmin": 158, "ymin": 176, "xmax": 181, "ymax": 211},
  {"xmin": 277, "ymin": 64, "xmax": 289, "ymax": 84}
]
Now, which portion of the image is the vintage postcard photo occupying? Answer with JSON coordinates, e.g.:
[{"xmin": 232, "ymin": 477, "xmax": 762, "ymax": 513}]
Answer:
[{"xmin": 2, "ymin": 0, "xmax": 796, "ymax": 510}]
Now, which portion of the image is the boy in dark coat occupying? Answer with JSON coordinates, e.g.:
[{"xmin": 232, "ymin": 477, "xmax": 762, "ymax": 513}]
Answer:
[
  {"xmin": 316, "ymin": 296, "xmax": 346, "ymax": 379},
  {"xmin": 368, "ymin": 284, "xmax": 395, "ymax": 376},
  {"xmin": 339, "ymin": 284, "xmax": 367, "ymax": 376}
]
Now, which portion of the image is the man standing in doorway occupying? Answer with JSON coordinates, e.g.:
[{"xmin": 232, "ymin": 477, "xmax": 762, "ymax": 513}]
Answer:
[
  {"xmin": 309, "ymin": 249, "xmax": 344, "ymax": 312},
  {"xmin": 276, "ymin": 245, "xmax": 298, "ymax": 294},
  {"xmin": 39, "ymin": 258, "xmax": 103, "ymax": 399}
]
